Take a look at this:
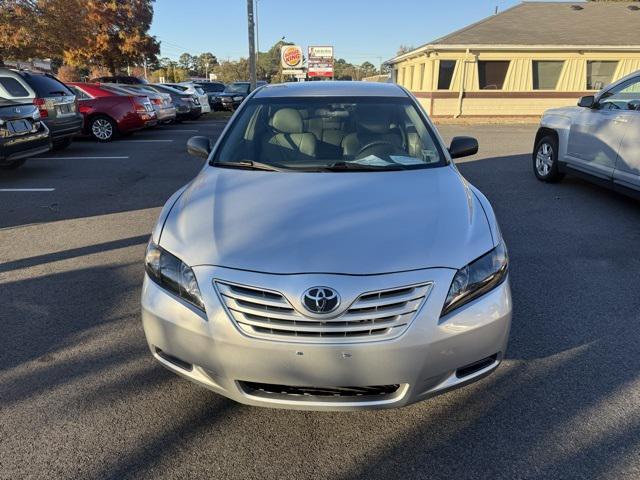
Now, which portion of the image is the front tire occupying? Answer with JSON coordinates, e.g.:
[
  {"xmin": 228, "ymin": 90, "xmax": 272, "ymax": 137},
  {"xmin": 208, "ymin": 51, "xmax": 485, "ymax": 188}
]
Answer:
[
  {"xmin": 89, "ymin": 115, "xmax": 117, "ymax": 142},
  {"xmin": 533, "ymin": 135, "xmax": 564, "ymax": 183}
]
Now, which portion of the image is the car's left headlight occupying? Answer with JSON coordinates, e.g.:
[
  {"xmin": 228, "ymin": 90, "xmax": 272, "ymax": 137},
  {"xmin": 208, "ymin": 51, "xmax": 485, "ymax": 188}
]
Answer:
[
  {"xmin": 441, "ymin": 242, "xmax": 508, "ymax": 317},
  {"xmin": 145, "ymin": 240, "xmax": 205, "ymax": 312},
  {"xmin": 232, "ymin": 96, "xmax": 243, "ymax": 101}
]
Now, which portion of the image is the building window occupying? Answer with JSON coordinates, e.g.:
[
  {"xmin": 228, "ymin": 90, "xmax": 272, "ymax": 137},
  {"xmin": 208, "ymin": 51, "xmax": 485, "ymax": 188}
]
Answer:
[
  {"xmin": 409, "ymin": 65, "xmax": 415, "ymax": 89},
  {"xmin": 532, "ymin": 61, "xmax": 564, "ymax": 90},
  {"xmin": 438, "ymin": 60, "xmax": 456, "ymax": 90},
  {"xmin": 478, "ymin": 61, "xmax": 510, "ymax": 90},
  {"xmin": 587, "ymin": 61, "xmax": 618, "ymax": 90},
  {"xmin": 419, "ymin": 63, "xmax": 425, "ymax": 90}
]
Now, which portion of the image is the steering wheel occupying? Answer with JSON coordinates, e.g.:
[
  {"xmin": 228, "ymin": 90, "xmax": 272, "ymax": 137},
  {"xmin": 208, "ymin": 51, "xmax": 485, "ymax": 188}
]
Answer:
[{"xmin": 355, "ymin": 141, "xmax": 399, "ymax": 159}]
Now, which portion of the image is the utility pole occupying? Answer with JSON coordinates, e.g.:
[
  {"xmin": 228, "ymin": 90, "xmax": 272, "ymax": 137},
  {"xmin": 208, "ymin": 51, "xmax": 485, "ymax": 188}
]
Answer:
[
  {"xmin": 255, "ymin": 0, "xmax": 260, "ymax": 56},
  {"xmin": 247, "ymin": 0, "xmax": 257, "ymax": 90}
]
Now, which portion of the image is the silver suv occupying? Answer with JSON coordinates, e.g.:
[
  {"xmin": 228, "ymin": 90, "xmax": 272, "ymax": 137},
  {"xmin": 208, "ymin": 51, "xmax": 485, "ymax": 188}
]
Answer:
[
  {"xmin": 141, "ymin": 82, "xmax": 512, "ymax": 411},
  {"xmin": 0, "ymin": 68, "xmax": 82, "ymax": 150}
]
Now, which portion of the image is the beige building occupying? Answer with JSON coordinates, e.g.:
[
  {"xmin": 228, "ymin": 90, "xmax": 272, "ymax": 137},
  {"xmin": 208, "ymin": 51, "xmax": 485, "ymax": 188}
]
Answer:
[{"xmin": 388, "ymin": 2, "xmax": 640, "ymax": 118}]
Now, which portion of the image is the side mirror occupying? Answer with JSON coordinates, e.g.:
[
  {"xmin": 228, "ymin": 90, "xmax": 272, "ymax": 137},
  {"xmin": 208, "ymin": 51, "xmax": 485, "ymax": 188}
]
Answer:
[
  {"xmin": 578, "ymin": 95, "xmax": 595, "ymax": 108},
  {"xmin": 187, "ymin": 136, "xmax": 211, "ymax": 159},
  {"xmin": 448, "ymin": 136, "xmax": 478, "ymax": 159}
]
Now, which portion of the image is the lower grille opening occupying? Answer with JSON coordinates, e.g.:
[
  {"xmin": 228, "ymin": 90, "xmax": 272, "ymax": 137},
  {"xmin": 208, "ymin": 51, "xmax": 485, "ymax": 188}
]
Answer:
[
  {"xmin": 456, "ymin": 354, "xmax": 498, "ymax": 379},
  {"xmin": 240, "ymin": 381, "xmax": 400, "ymax": 398},
  {"xmin": 155, "ymin": 348, "xmax": 193, "ymax": 372}
]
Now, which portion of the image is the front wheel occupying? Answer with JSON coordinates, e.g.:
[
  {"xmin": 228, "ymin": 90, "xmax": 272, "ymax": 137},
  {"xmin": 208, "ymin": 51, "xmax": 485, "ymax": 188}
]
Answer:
[
  {"xmin": 90, "ymin": 116, "xmax": 117, "ymax": 142},
  {"xmin": 533, "ymin": 135, "xmax": 564, "ymax": 183}
]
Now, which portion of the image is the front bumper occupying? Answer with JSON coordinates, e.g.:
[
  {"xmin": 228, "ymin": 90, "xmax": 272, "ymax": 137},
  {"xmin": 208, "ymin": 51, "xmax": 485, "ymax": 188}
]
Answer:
[{"xmin": 141, "ymin": 266, "xmax": 511, "ymax": 411}]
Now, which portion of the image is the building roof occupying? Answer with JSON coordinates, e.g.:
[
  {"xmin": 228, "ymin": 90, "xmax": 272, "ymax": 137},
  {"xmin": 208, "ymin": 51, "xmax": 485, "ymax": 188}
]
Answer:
[
  {"xmin": 391, "ymin": 2, "xmax": 640, "ymax": 62},
  {"xmin": 255, "ymin": 81, "xmax": 407, "ymax": 98}
]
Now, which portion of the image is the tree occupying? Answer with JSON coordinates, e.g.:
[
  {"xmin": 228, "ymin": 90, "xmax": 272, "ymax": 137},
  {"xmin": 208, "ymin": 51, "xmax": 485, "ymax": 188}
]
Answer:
[
  {"xmin": 65, "ymin": 0, "xmax": 159, "ymax": 75},
  {"xmin": 56, "ymin": 65, "xmax": 81, "ymax": 82},
  {"xmin": 213, "ymin": 58, "xmax": 250, "ymax": 84},
  {"xmin": 196, "ymin": 52, "xmax": 218, "ymax": 77},
  {"xmin": 397, "ymin": 44, "xmax": 414, "ymax": 56},
  {"xmin": 0, "ymin": 0, "xmax": 159, "ymax": 74},
  {"xmin": 360, "ymin": 61, "xmax": 377, "ymax": 77},
  {"xmin": 178, "ymin": 53, "xmax": 196, "ymax": 73}
]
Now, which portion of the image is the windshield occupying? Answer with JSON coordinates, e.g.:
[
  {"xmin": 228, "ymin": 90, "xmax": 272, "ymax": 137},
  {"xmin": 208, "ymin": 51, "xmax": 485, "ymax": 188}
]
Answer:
[
  {"xmin": 198, "ymin": 83, "xmax": 225, "ymax": 93},
  {"xmin": 212, "ymin": 96, "xmax": 446, "ymax": 171},
  {"xmin": 224, "ymin": 83, "xmax": 250, "ymax": 94}
]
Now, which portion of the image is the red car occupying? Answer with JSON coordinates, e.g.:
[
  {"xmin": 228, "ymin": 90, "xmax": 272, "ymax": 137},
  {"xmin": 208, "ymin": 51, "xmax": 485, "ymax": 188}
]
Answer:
[{"xmin": 67, "ymin": 82, "xmax": 157, "ymax": 142}]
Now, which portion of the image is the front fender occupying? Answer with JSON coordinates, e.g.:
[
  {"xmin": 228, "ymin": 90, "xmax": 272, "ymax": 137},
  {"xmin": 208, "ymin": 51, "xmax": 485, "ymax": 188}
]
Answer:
[{"xmin": 538, "ymin": 113, "xmax": 572, "ymax": 160}]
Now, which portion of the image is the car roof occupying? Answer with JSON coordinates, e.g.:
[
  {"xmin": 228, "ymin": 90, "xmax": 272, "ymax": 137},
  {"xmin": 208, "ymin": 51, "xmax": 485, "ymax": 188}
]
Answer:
[{"xmin": 253, "ymin": 81, "xmax": 406, "ymax": 98}]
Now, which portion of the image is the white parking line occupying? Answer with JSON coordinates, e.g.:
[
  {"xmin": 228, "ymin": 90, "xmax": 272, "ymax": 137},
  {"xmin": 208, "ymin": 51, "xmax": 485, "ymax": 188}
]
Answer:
[
  {"xmin": 35, "ymin": 156, "xmax": 129, "ymax": 160},
  {"xmin": 0, "ymin": 188, "xmax": 55, "ymax": 192}
]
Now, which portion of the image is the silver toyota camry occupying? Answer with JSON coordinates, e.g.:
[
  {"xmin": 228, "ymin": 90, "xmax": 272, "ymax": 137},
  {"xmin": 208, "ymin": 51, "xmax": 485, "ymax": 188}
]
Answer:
[{"xmin": 141, "ymin": 81, "xmax": 511, "ymax": 411}]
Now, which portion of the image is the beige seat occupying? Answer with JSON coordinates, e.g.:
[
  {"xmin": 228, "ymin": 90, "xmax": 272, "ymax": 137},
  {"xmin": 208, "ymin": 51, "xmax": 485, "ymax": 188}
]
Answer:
[
  {"xmin": 260, "ymin": 108, "xmax": 317, "ymax": 163},
  {"xmin": 342, "ymin": 105, "xmax": 403, "ymax": 158}
]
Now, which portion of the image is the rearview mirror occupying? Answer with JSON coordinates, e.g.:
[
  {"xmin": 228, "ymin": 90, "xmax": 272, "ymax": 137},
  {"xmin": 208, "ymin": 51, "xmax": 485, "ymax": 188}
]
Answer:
[
  {"xmin": 448, "ymin": 136, "xmax": 478, "ymax": 159},
  {"xmin": 578, "ymin": 95, "xmax": 595, "ymax": 108},
  {"xmin": 187, "ymin": 136, "xmax": 211, "ymax": 159}
]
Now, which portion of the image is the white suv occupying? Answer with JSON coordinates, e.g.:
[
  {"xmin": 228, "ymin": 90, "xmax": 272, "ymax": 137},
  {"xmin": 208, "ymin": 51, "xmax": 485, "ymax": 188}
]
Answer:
[{"xmin": 534, "ymin": 70, "xmax": 640, "ymax": 196}]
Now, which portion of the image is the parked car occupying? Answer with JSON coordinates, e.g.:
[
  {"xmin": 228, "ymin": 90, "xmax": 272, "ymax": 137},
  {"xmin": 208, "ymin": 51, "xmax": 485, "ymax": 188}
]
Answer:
[
  {"xmin": 0, "ymin": 98, "xmax": 51, "ymax": 169},
  {"xmin": 137, "ymin": 84, "xmax": 201, "ymax": 121},
  {"xmin": 192, "ymin": 81, "xmax": 225, "ymax": 110},
  {"xmin": 162, "ymin": 82, "xmax": 210, "ymax": 114},
  {"xmin": 90, "ymin": 75, "xmax": 147, "ymax": 85},
  {"xmin": 534, "ymin": 70, "xmax": 640, "ymax": 196},
  {"xmin": 0, "ymin": 68, "xmax": 82, "ymax": 150},
  {"xmin": 142, "ymin": 82, "xmax": 511, "ymax": 411},
  {"xmin": 217, "ymin": 81, "xmax": 267, "ymax": 111},
  {"xmin": 111, "ymin": 84, "xmax": 177, "ymax": 124},
  {"xmin": 66, "ymin": 82, "xmax": 157, "ymax": 142}
]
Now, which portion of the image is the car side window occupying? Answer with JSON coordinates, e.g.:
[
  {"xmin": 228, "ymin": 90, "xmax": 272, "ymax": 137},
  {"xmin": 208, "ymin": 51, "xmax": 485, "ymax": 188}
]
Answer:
[
  {"xmin": 0, "ymin": 76, "xmax": 30, "ymax": 98},
  {"xmin": 598, "ymin": 77, "xmax": 640, "ymax": 111}
]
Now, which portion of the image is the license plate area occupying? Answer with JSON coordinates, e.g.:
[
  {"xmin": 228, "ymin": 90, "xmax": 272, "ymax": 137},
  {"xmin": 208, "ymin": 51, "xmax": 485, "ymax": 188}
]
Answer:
[
  {"xmin": 56, "ymin": 103, "xmax": 73, "ymax": 116},
  {"xmin": 6, "ymin": 119, "xmax": 31, "ymax": 135}
]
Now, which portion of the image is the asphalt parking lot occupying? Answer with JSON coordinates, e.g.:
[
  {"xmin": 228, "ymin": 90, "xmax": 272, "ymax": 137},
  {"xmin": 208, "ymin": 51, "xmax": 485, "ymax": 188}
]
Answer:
[{"xmin": 1, "ymin": 118, "xmax": 639, "ymax": 480}]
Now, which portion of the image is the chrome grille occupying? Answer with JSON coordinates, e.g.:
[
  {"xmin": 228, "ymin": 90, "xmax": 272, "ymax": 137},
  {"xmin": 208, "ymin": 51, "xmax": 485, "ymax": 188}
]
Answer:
[{"xmin": 215, "ymin": 280, "xmax": 432, "ymax": 343}]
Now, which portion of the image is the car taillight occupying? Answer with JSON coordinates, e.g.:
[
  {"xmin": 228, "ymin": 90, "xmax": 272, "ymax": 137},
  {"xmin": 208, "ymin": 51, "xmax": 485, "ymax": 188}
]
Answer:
[
  {"xmin": 33, "ymin": 98, "xmax": 48, "ymax": 118},
  {"xmin": 129, "ymin": 97, "xmax": 147, "ymax": 114},
  {"xmin": 151, "ymin": 98, "xmax": 162, "ymax": 105}
]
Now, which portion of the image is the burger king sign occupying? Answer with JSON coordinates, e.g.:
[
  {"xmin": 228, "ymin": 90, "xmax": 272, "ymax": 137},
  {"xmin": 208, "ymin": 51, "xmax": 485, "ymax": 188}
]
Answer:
[{"xmin": 281, "ymin": 45, "xmax": 303, "ymax": 69}]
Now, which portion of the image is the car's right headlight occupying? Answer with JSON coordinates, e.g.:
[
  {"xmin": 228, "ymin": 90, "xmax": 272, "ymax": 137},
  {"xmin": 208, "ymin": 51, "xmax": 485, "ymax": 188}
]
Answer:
[
  {"xmin": 145, "ymin": 240, "xmax": 205, "ymax": 312},
  {"xmin": 441, "ymin": 242, "xmax": 508, "ymax": 317}
]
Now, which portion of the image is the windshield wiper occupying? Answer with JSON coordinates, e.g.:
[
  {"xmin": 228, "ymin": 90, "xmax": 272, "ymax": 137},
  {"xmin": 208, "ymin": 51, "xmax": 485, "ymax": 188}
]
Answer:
[
  {"xmin": 325, "ymin": 161, "xmax": 406, "ymax": 171},
  {"xmin": 212, "ymin": 160, "xmax": 285, "ymax": 172}
]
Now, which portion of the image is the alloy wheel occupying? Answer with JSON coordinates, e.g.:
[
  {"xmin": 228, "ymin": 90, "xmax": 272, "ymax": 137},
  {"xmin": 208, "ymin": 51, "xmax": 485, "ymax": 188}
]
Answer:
[
  {"xmin": 535, "ymin": 142, "xmax": 554, "ymax": 177},
  {"xmin": 92, "ymin": 118, "xmax": 113, "ymax": 141}
]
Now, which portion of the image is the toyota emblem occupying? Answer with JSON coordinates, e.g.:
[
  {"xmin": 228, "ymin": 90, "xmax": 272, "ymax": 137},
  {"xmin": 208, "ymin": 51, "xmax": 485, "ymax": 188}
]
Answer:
[{"xmin": 302, "ymin": 287, "xmax": 340, "ymax": 314}]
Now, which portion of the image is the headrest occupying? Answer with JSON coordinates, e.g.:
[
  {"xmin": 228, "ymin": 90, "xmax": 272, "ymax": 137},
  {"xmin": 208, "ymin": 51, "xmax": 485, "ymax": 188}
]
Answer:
[
  {"xmin": 272, "ymin": 108, "xmax": 303, "ymax": 134},
  {"xmin": 357, "ymin": 105, "xmax": 391, "ymax": 134}
]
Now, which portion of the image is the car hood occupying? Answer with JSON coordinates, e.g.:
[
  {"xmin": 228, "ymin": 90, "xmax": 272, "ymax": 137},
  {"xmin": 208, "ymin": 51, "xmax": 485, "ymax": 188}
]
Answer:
[
  {"xmin": 159, "ymin": 166, "xmax": 495, "ymax": 275},
  {"xmin": 543, "ymin": 105, "xmax": 581, "ymax": 118}
]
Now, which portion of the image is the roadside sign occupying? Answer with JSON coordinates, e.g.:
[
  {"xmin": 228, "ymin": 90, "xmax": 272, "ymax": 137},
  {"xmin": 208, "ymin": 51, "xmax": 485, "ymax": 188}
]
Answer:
[
  {"xmin": 308, "ymin": 45, "xmax": 334, "ymax": 78},
  {"xmin": 281, "ymin": 45, "xmax": 303, "ymax": 69},
  {"xmin": 282, "ymin": 69, "xmax": 305, "ymax": 75}
]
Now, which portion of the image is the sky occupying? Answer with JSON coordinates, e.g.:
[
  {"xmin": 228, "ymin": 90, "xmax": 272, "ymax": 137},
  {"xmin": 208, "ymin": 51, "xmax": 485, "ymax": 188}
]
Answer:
[{"xmin": 150, "ymin": 0, "xmax": 560, "ymax": 65}]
